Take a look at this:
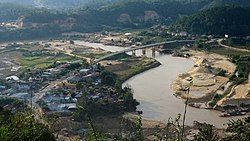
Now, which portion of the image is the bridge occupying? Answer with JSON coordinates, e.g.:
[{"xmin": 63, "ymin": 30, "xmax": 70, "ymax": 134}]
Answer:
[{"xmin": 94, "ymin": 40, "xmax": 195, "ymax": 63}]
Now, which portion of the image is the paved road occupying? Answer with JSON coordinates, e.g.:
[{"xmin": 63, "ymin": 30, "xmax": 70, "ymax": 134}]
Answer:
[{"xmin": 94, "ymin": 40, "xmax": 195, "ymax": 63}]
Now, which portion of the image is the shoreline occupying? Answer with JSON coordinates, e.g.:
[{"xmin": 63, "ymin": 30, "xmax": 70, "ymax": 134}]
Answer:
[
  {"xmin": 171, "ymin": 50, "xmax": 249, "ymax": 115},
  {"xmin": 120, "ymin": 60, "xmax": 161, "ymax": 83}
]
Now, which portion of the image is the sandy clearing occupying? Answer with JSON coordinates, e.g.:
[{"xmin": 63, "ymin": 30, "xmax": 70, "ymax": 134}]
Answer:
[{"xmin": 172, "ymin": 50, "xmax": 236, "ymax": 99}]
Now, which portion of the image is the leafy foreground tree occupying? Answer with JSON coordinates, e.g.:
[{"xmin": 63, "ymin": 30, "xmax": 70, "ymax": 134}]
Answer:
[
  {"xmin": 193, "ymin": 124, "xmax": 219, "ymax": 141},
  {"xmin": 222, "ymin": 117, "xmax": 250, "ymax": 141},
  {"xmin": 0, "ymin": 110, "xmax": 55, "ymax": 141},
  {"xmin": 193, "ymin": 117, "xmax": 250, "ymax": 141}
]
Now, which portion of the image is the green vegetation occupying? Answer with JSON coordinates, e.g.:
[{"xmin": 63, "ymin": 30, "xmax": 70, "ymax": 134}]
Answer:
[
  {"xmin": 0, "ymin": 0, "xmax": 215, "ymax": 42},
  {"xmin": 193, "ymin": 117, "xmax": 250, "ymax": 141},
  {"xmin": 18, "ymin": 55, "xmax": 74, "ymax": 69},
  {"xmin": 100, "ymin": 70, "xmax": 117, "ymax": 86},
  {"xmin": 172, "ymin": 6, "xmax": 250, "ymax": 36},
  {"xmin": 105, "ymin": 57, "xmax": 160, "ymax": 81},
  {"xmin": 193, "ymin": 123, "xmax": 219, "ymax": 141},
  {"xmin": 74, "ymin": 52, "xmax": 111, "ymax": 59},
  {"xmin": 0, "ymin": 98, "xmax": 55, "ymax": 141},
  {"xmin": 0, "ymin": 1, "xmax": 250, "ymax": 41},
  {"xmin": 210, "ymin": 47, "xmax": 250, "ymax": 56},
  {"xmin": 223, "ymin": 37, "xmax": 250, "ymax": 50},
  {"xmin": 209, "ymin": 93, "xmax": 223, "ymax": 107},
  {"xmin": 229, "ymin": 55, "xmax": 250, "ymax": 84},
  {"xmin": 0, "ymin": 112, "xmax": 55, "ymax": 141},
  {"xmin": 0, "ymin": 26, "xmax": 61, "ymax": 42},
  {"xmin": 106, "ymin": 52, "xmax": 131, "ymax": 60},
  {"xmin": 192, "ymin": 41, "xmax": 250, "ymax": 56},
  {"xmin": 0, "ymin": 3, "xmax": 34, "ymax": 22}
]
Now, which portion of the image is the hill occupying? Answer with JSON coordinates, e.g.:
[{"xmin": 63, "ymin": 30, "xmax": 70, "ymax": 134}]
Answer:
[
  {"xmin": 1, "ymin": 0, "xmax": 250, "ymax": 41},
  {"xmin": 0, "ymin": 0, "xmax": 35, "ymax": 6},
  {"xmin": 0, "ymin": 3, "xmax": 34, "ymax": 22},
  {"xmin": 0, "ymin": 0, "xmax": 118, "ymax": 9},
  {"xmin": 204, "ymin": 0, "xmax": 250, "ymax": 9},
  {"xmin": 20, "ymin": 0, "xmax": 210, "ymax": 30},
  {"xmin": 171, "ymin": 6, "xmax": 250, "ymax": 36}
]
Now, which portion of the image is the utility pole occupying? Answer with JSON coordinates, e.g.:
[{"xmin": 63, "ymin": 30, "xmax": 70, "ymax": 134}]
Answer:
[
  {"xmin": 29, "ymin": 77, "xmax": 33, "ymax": 109},
  {"xmin": 182, "ymin": 77, "xmax": 193, "ymax": 139}
]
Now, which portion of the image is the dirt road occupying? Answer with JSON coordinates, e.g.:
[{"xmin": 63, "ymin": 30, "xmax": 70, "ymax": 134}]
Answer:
[{"xmin": 217, "ymin": 39, "xmax": 250, "ymax": 53}]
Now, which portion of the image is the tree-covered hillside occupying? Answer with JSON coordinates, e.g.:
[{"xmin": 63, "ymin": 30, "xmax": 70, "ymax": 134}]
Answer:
[
  {"xmin": 21, "ymin": 0, "xmax": 210, "ymax": 30},
  {"xmin": 0, "ymin": 3, "xmax": 34, "ymax": 22},
  {"xmin": 0, "ymin": 0, "xmax": 118, "ymax": 9},
  {"xmin": 1, "ymin": 0, "xmax": 250, "ymax": 41},
  {"xmin": 172, "ymin": 6, "xmax": 250, "ymax": 36},
  {"xmin": 204, "ymin": 0, "xmax": 250, "ymax": 9}
]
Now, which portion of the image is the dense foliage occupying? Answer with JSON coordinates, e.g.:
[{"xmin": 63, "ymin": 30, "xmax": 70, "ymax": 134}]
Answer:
[
  {"xmin": 172, "ymin": 6, "xmax": 250, "ymax": 36},
  {"xmin": 204, "ymin": 0, "xmax": 250, "ymax": 9},
  {"xmin": 224, "ymin": 37, "xmax": 250, "ymax": 50},
  {"xmin": 0, "ymin": 112, "xmax": 55, "ymax": 141},
  {"xmin": 0, "ymin": 98, "xmax": 55, "ymax": 141},
  {"xmin": 22, "ymin": 0, "xmax": 209, "ymax": 27},
  {"xmin": 0, "ymin": 3, "xmax": 34, "ymax": 22},
  {"xmin": 194, "ymin": 117, "xmax": 250, "ymax": 141},
  {"xmin": 229, "ymin": 55, "xmax": 250, "ymax": 84},
  {"xmin": 1, "ymin": 1, "xmax": 250, "ymax": 41}
]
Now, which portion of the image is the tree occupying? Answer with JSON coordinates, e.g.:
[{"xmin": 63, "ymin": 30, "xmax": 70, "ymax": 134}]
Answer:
[
  {"xmin": 70, "ymin": 40, "xmax": 74, "ymax": 44},
  {"xmin": 193, "ymin": 124, "xmax": 219, "ymax": 141},
  {"xmin": 0, "ymin": 112, "xmax": 55, "ymax": 141},
  {"xmin": 222, "ymin": 117, "xmax": 250, "ymax": 141},
  {"xmin": 100, "ymin": 70, "xmax": 116, "ymax": 86}
]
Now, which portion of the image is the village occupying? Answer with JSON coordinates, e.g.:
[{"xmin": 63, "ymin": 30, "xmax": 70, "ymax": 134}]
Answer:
[
  {"xmin": 0, "ymin": 29, "xmax": 249, "ymax": 140},
  {"xmin": 0, "ymin": 56, "xmax": 134, "ymax": 115}
]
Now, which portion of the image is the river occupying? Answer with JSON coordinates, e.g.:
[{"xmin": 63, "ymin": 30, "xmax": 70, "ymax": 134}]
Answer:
[{"xmin": 75, "ymin": 41, "xmax": 244, "ymax": 128}]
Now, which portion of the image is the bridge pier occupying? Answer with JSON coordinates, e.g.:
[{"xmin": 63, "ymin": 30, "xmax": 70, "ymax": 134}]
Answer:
[
  {"xmin": 93, "ymin": 40, "xmax": 195, "ymax": 64},
  {"xmin": 142, "ymin": 49, "xmax": 146, "ymax": 56},
  {"xmin": 152, "ymin": 47, "xmax": 156, "ymax": 57},
  {"xmin": 132, "ymin": 50, "xmax": 136, "ymax": 56}
]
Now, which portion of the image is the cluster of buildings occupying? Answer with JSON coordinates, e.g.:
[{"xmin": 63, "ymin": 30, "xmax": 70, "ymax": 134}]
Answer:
[
  {"xmin": 0, "ymin": 60, "xmax": 80, "ymax": 102},
  {"xmin": 40, "ymin": 65, "xmax": 122, "ymax": 112},
  {"xmin": 1, "ymin": 59, "xmax": 123, "ymax": 114}
]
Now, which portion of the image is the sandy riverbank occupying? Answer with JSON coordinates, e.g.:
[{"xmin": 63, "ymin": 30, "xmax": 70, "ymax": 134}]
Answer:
[{"xmin": 172, "ymin": 50, "xmax": 237, "ymax": 106}]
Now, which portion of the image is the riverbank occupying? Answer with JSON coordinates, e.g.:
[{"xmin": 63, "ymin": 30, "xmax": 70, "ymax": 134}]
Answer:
[
  {"xmin": 171, "ymin": 49, "xmax": 250, "ymax": 112},
  {"xmin": 104, "ymin": 57, "xmax": 161, "ymax": 83}
]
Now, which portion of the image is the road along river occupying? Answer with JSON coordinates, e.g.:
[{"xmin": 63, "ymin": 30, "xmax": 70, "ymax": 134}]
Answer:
[{"xmin": 75, "ymin": 41, "xmax": 245, "ymax": 128}]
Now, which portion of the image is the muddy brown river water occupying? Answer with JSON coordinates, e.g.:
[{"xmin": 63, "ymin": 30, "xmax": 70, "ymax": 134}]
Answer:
[{"xmin": 75, "ymin": 41, "xmax": 246, "ymax": 128}]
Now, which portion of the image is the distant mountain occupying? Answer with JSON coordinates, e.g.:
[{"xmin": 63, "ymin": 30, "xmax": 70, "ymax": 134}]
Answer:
[
  {"xmin": 21, "ymin": 0, "xmax": 210, "ymax": 30},
  {"xmin": 0, "ymin": 0, "xmax": 35, "ymax": 6},
  {"xmin": 172, "ymin": 6, "xmax": 250, "ymax": 36},
  {"xmin": 0, "ymin": 0, "xmax": 118, "ymax": 9},
  {"xmin": 10, "ymin": 0, "xmax": 250, "ymax": 31},
  {"xmin": 1, "ymin": 0, "xmax": 250, "ymax": 9}
]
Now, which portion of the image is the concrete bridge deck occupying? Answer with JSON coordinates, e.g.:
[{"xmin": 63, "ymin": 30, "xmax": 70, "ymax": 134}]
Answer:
[{"xmin": 94, "ymin": 40, "xmax": 195, "ymax": 63}]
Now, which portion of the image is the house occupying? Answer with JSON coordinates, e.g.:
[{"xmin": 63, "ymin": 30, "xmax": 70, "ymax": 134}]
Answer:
[
  {"xmin": 41, "ymin": 72, "xmax": 55, "ymax": 79},
  {"xmin": 0, "ymin": 85, "xmax": 6, "ymax": 91},
  {"xmin": 124, "ymin": 33, "xmax": 132, "ymax": 36},
  {"xmin": 57, "ymin": 83, "xmax": 77, "ymax": 90},
  {"xmin": 180, "ymin": 31, "xmax": 188, "ymax": 36},
  {"xmin": 95, "ymin": 78, "xmax": 102, "ymax": 85},
  {"xmin": 6, "ymin": 75, "xmax": 19, "ymax": 81},
  {"xmin": 62, "ymin": 103, "xmax": 77, "ymax": 110},
  {"xmin": 31, "ymin": 68, "xmax": 43, "ymax": 74},
  {"xmin": 65, "ymin": 95, "xmax": 77, "ymax": 103},
  {"xmin": 17, "ymin": 82, "xmax": 30, "ymax": 92},
  {"xmin": 67, "ymin": 76, "xmax": 82, "ymax": 84},
  {"xmin": 79, "ymin": 69, "xmax": 91, "ymax": 75},
  {"xmin": 57, "ymin": 64, "xmax": 69, "ymax": 69}
]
